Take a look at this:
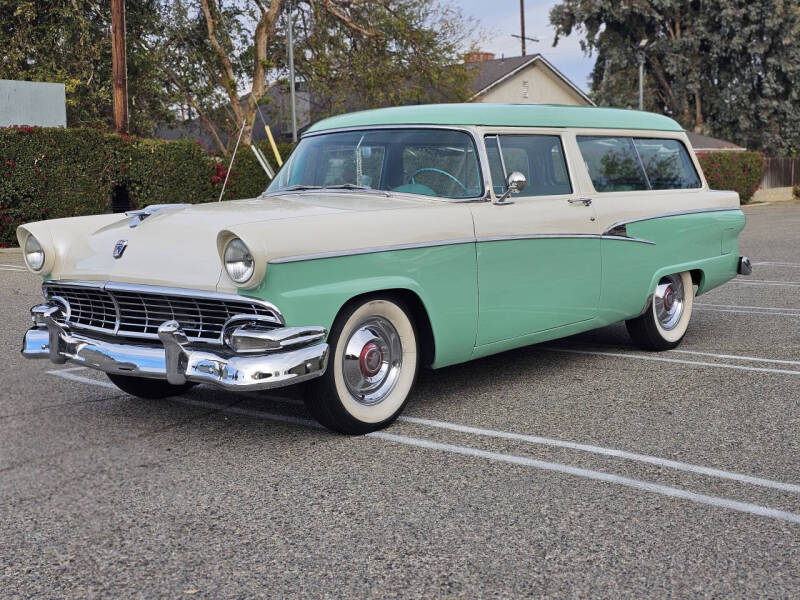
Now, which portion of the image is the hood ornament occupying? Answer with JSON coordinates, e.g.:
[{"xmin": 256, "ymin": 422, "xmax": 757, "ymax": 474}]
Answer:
[
  {"xmin": 126, "ymin": 203, "xmax": 189, "ymax": 228},
  {"xmin": 113, "ymin": 240, "xmax": 128, "ymax": 259}
]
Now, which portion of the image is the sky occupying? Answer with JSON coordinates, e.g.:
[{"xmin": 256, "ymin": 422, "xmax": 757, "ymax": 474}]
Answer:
[{"xmin": 457, "ymin": 0, "xmax": 596, "ymax": 95}]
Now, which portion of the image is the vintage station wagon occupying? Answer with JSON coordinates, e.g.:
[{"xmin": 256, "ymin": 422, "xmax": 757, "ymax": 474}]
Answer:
[{"xmin": 19, "ymin": 104, "xmax": 750, "ymax": 434}]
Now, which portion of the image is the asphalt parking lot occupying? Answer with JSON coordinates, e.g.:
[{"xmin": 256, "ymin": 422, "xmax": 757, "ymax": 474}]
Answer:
[{"xmin": 1, "ymin": 202, "xmax": 799, "ymax": 598}]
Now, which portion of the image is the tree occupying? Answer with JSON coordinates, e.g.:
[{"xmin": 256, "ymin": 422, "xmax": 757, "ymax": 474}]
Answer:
[
  {"xmin": 0, "ymin": 0, "xmax": 174, "ymax": 135},
  {"xmin": 156, "ymin": 0, "xmax": 476, "ymax": 153},
  {"xmin": 550, "ymin": 0, "xmax": 800, "ymax": 154}
]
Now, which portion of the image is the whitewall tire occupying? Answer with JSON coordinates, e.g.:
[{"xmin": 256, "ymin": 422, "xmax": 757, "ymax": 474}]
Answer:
[
  {"xmin": 305, "ymin": 296, "xmax": 419, "ymax": 434},
  {"xmin": 626, "ymin": 271, "xmax": 694, "ymax": 351}
]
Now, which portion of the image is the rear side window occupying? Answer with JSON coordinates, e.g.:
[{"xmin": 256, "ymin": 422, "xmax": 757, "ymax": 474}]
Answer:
[
  {"xmin": 633, "ymin": 139, "xmax": 701, "ymax": 190},
  {"xmin": 485, "ymin": 134, "xmax": 572, "ymax": 197},
  {"xmin": 577, "ymin": 136, "xmax": 701, "ymax": 192},
  {"xmin": 576, "ymin": 137, "xmax": 648, "ymax": 192}
]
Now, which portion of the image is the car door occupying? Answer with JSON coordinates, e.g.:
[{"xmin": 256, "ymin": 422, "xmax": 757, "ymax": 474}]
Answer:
[{"xmin": 471, "ymin": 129, "xmax": 601, "ymax": 346}]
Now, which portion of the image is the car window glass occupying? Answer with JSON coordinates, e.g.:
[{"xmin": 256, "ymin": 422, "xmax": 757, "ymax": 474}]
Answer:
[
  {"xmin": 269, "ymin": 128, "xmax": 483, "ymax": 199},
  {"xmin": 577, "ymin": 136, "xmax": 649, "ymax": 192},
  {"xmin": 633, "ymin": 138, "xmax": 701, "ymax": 190},
  {"xmin": 487, "ymin": 134, "xmax": 572, "ymax": 197}
]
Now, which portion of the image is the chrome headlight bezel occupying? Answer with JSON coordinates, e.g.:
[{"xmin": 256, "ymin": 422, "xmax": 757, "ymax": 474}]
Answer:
[
  {"xmin": 24, "ymin": 234, "xmax": 46, "ymax": 272},
  {"xmin": 223, "ymin": 237, "xmax": 255, "ymax": 284}
]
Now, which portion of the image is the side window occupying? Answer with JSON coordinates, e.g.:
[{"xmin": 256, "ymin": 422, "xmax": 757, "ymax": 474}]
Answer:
[
  {"xmin": 633, "ymin": 138, "xmax": 701, "ymax": 190},
  {"xmin": 576, "ymin": 136, "xmax": 649, "ymax": 192},
  {"xmin": 484, "ymin": 134, "xmax": 572, "ymax": 197}
]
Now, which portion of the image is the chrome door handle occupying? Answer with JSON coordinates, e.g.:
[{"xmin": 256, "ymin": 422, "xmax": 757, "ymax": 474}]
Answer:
[{"xmin": 568, "ymin": 197, "xmax": 592, "ymax": 206}]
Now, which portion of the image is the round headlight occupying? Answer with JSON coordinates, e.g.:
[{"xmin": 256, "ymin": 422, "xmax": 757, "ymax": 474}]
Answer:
[
  {"xmin": 24, "ymin": 235, "xmax": 45, "ymax": 271},
  {"xmin": 223, "ymin": 238, "xmax": 254, "ymax": 283}
]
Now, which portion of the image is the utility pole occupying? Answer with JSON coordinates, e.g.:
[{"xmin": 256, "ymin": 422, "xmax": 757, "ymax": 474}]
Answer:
[
  {"xmin": 637, "ymin": 38, "xmax": 648, "ymax": 111},
  {"xmin": 287, "ymin": 0, "xmax": 298, "ymax": 143},
  {"xmin": 519, "ymin": 0, "xmax": 526, "ymax": 56},
  {"xmin": 111, "ymin": 0, "xmax": 128, "ymax": 133}
]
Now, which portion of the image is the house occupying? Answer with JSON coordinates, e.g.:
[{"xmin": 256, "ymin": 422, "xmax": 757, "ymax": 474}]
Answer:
[
  {"xmin": 464, "ymin": 53, "xmax": 593, "ymax": 106},
  {"xmin": 685, "ymin": 132, "xmax": 745, "ymax": 153}
]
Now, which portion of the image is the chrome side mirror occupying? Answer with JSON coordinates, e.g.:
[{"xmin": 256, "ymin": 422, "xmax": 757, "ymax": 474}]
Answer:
[{"xmin": 495, "ymin": 171, "xmax": 526, "ymax": 205}]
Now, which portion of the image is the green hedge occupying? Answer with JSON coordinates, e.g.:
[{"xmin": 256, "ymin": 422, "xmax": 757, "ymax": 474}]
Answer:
[
  {"xmin": 0, "ymin": 126, "xmax": 293, "ymax": 247},
  {"xmin": 696, "ymin": 150, "xmax": 766, "ymax": 204}
]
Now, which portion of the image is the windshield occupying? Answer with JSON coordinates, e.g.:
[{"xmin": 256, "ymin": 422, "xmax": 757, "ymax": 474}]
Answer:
[{"xmin": 266, "ymin": 128, "xmax": 483, "ymax": 199}]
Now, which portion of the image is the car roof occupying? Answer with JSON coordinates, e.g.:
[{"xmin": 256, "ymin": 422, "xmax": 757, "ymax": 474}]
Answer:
[{"xmin": 305, "ymin": 103, "xmax": 684, "ymax": 135}]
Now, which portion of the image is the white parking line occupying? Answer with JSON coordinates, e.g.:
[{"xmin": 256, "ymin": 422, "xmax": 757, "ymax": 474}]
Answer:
[
  {"xmin": 669, "ymin": 349, "xmax": 800, "ymax": 366},
  {"xmin": 399, "ymin": 416, "xmax": 800, "ymax": 494},
  {"xmin": 733, "ymin": 279, "xmax": 800, "ymax": 287},
  {"xmin": 45, "ymin": 369, "xmax": 800, "ymax": 524},
  {"xmin": 752, "ymin": 261, "xmax": 800, "ymax": 267},
  {"xmin": 696, "ymin": 303, "xmax": 800, "ymax": 313},
  {"xmin": 0, "ymin": 266, "xmax": 26, "ymax": 272},
  {"xmin": 372, "ymin": 432, "xmax": 800, "ymax": 525},
  {"xmin": 695, "ymin": 307, "xmax": 800, "ymax": 317},
  {"xmin": 545, "ymin": 347, "xmax": 800, "ymax": 376},
  {"xmin": 47, "ymin": 370, "xmax": 117, "ymax": 389}
]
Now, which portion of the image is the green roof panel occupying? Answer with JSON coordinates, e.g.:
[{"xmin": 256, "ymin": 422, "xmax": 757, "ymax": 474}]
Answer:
[{"xmin": 306, "ymin": 103, "xmax": 684, "ymax": 134}]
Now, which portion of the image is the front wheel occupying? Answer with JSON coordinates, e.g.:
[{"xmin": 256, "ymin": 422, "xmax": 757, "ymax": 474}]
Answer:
[
  {"xmin": 626, "ymin": 271, "xmax": 694, "ymax": 351},
  {"xmin": 305, "ymin": 296, "xmax": 419, "ymax": 434}
]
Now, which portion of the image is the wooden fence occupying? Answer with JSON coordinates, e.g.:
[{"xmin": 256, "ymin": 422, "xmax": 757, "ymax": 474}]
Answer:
[{"xmin": 762, "ymin": 157, "xmax": 800, "ymax": 189}]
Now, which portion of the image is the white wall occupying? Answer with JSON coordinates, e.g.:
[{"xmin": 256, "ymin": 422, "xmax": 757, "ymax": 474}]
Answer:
[
  {"xmin": 0, "ymin": 80, "xmax": 67, "ymax": 127},
  {"xmin": 476, "ymin": 62, "xmax": 589, "ymax": 106}
]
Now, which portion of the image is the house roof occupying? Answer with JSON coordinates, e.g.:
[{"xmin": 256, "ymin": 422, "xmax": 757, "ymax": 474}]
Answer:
[
  {"xmin": 686, "ymin": 132, "xmax": 746, "ymax": 152},
  {"xmin": 467, "ymin": 54, "xmax": 594, "ymax": 106},
  {"xmin": 306, "ymin": 103, "xmax": 683, "ymax": 134}
]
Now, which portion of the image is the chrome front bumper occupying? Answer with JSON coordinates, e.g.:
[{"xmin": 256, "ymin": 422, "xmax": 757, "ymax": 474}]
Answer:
[{"xmin": 22, "ymin": 304, "xmax": 329, "ymax": 391}]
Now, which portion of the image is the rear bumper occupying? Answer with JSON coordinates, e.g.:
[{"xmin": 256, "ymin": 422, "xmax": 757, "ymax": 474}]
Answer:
[{"xmin": 22, "ymin": 304, "xmax": 329, "ymax": 391}]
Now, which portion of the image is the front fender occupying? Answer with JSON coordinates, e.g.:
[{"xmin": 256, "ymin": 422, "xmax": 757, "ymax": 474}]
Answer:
[{"xmin": 242, "ymin": 243, "xmax": 478, "ymax": 368}]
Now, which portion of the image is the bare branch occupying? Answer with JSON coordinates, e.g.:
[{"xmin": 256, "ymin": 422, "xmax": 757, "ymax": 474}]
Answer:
[
  {"xmin": 314, "ymin": 0, "xmax": 377, "ymax": 37},
  {"xmin": 199, "ymin": 0, "xmax": 244, "ymax": 123}
]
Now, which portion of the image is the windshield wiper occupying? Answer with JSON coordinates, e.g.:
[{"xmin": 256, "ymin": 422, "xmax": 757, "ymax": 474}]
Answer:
[{"xmin": 321, "ymin": 184, "xmax": 392, "ymax": 196}]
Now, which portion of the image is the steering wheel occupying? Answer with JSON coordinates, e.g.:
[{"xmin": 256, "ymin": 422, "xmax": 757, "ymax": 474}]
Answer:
[{"xmin": 409, "ymin": 168, "xmax": 468, "ymax": 194}]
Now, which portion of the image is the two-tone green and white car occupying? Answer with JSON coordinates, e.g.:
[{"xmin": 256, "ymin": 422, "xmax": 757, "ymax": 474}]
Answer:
[{"xmin": 20, "ymin": 104, "xmax": 750, "ymax": 434}]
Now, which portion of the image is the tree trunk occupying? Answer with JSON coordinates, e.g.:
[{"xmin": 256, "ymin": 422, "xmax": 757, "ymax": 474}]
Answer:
[
  {"xmin": 693, "ymin": 89, "xmax": 704, "ymax": 133},
  {"xmin": 111, "ymin": 0, "xmax": 128, "ymax": 133}
]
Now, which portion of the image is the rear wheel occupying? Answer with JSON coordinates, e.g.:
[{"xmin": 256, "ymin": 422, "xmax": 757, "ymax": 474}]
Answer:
[
  {"xmin": 106, "ymin": 373, "xmax": 195, "ymax": 399},
  {"xmin": 626, "ymin": 271, "xmax": 694, "ymax": 351},
  {"xmin": 305, "ymin": 296, "xmax": 419, "ymax": 434}
]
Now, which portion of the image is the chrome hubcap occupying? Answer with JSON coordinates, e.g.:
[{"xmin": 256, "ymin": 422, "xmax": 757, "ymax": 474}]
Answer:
[
  {"xmin": 343, "ymin": 317, "xmax": 402, "ymax": 405},
  {"xmin": 654, "ymin": 274, "xmax": 685, "ymax": 330}
]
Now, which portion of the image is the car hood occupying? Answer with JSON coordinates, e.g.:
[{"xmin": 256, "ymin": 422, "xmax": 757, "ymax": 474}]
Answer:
[{"xmin": 19, "ymin": 193, "xmax": 475, "ymax": 292}]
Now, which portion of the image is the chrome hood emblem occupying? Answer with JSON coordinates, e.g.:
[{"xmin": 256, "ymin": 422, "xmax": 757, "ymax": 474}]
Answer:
[{"xmin": 113, "ymin": 239, "xmax": 128, "ymax": 259}]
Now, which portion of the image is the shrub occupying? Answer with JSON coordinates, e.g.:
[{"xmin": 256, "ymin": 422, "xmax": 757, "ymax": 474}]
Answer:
[
  {"xmin": 0, "ymin": 126, "xmax": 293, "ymax": 246},
  {"xmin": 695, "ymin": 150, "xmax": 766, "ymax": 204}
]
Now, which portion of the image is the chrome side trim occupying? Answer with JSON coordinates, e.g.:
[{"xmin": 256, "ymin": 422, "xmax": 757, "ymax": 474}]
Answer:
[
  {"xmin": 268, "ymin": 238, "xmax": 476, "ymax": 264},
  {"xmin": 477, "ymin": 233, "xmax": 601, "ymax": 242},
  {"xmin": 602, "ymin": 235, "xmax": 656, "ymax": 246},
  {"xmin": 269, "ymin": 231, "xmax": 662, "ymax": 265},
  {"xmin": 601, "ymin": 223, "xmax": 656, "ymax": 245},
  {"xmin": 602, "ymin": 207, "xmax": 740, "ymax": 236}
]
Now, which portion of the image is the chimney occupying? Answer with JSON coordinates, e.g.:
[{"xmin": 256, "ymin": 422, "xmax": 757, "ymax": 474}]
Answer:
[{"xmin": 464, "ymin": 51, "xmax": 496, "ymax": 63}]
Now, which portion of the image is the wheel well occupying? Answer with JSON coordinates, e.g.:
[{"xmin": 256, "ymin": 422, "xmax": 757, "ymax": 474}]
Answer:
[
  {"xmin": 335, "ymin": 289, "xmax": 436, "ymax": 368},
  {"xmin": 689, "ymin": 269, "xmax": 704, "ymax": 288}
]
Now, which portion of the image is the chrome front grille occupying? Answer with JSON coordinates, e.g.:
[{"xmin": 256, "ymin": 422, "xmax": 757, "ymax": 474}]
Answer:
[{"xmin": 44, "ymin": 282, "xmax": 282, "ymax": 344}]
